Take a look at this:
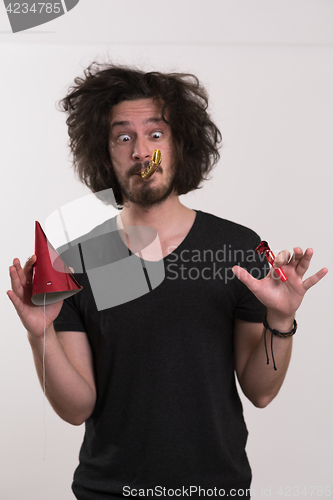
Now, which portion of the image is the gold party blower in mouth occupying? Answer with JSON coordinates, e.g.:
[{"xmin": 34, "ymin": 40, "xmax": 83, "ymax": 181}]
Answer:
[{"xmin": 141, "ymin": 149, "xmax": 162, "ymax": 179}]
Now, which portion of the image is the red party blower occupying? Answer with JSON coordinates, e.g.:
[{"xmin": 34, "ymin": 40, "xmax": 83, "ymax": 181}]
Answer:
[
  {"xmin": 255, "ymin": 241, "xmax": 288, "ymax": 282},
  {"xmin": 31, "ymin": 221, "xmax": 83, "ymax": 306}
]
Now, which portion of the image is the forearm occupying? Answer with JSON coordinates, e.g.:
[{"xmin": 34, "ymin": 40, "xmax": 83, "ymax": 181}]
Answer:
[
  {"xmin": 239, "ymin": 311, "xmax": 294, "ymax": 408},
  {"xmin": 28, "ymin": 324, "xmax": 96, "ymax": 425}
]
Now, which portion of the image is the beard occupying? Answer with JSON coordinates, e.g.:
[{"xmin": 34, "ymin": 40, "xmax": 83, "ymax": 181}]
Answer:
[{"xmin": 116, "ymin": 162, "xmax": 176, "ymax": 208}]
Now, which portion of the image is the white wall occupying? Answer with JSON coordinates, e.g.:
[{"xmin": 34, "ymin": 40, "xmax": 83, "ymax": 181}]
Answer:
[{"xmin": 1, "ymin": 2, "xmax": 332, "ymax": 499}]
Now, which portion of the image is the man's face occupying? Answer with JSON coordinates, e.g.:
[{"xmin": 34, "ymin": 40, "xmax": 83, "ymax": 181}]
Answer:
[{"xmin": 108, "ymin": 98, "xmax": 176, "ymax": 208}]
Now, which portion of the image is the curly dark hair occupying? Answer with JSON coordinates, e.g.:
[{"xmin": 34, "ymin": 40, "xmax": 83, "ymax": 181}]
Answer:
[{"xmin": 59, "ymin": 62, "xmax": 222, "ymax": 207}]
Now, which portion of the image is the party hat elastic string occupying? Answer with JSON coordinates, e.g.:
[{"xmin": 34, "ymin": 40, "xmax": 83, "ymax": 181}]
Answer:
[{"xmin": 43, "ymin": 292, "xmax": 47, "ymax": 461}]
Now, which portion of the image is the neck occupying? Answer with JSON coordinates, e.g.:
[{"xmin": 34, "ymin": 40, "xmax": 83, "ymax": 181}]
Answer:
[
  {"xmin": 117, "ymin": 194, "xmax": 193, "ymax": 235},
  {"xmin": 116, "ymin": 194, "xmax": 196, "ymax": 259}
]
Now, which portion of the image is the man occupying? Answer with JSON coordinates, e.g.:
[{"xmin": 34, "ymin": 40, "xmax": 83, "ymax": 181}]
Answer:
[{"xmin": 8, "ymin": 63, "xmax": 328, "ymax": 499}]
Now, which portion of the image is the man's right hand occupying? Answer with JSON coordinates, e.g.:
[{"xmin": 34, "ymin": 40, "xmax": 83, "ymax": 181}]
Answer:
[{"xmin": 7, "ymin": 255, "xmax": 63, "ymax": 340}]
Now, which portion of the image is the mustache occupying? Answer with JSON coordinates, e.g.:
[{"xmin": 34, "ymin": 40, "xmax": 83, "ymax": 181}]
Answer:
[
  {"xmin": 128, "ymin": 161, "xmax": 162, "ymax": 176},
  {"xmin": 128, "ymin": 161, "xmax": 149, "ymax": 176}
]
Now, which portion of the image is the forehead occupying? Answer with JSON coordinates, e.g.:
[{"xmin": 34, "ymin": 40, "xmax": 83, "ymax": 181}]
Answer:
[{"xmin": 110, "ymin": 98, "xmax": 164, "ymax": 125}]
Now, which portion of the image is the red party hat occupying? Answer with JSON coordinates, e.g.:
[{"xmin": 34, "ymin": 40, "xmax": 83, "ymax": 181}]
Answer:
[{"xmin": 31, "ymin": 221, "xmax": 83, "ymax": 306}]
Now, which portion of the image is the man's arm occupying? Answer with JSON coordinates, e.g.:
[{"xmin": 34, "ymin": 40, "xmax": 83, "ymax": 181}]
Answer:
[
  {"xmin": 234, "ymin": 314, "xmax": 293, "ymax": 408},
  {"xmin": 232, "ymin": 246, "xmax": 327, "ymax": 408},
  {"xmin": 8, "ymin": 256, "xmax": 96, "ymax": 426},
  {"xmin": 28, "ymin": 326, "xmax": 96, "ymax": 426}
]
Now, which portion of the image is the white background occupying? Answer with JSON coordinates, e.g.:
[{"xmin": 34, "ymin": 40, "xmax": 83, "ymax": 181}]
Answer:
[{"xmin": 1, "ymin": 1, "xmax": 332, "ymax": 499}]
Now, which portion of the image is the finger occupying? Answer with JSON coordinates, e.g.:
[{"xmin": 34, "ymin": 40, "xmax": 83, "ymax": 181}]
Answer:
[
  {"xmin": 22, "ymin": 255, "xmax": 36, "ymax": 283},
  {"xmin": 290, "ymin": 247, "xmax": 304, "ymax": 265},
  {"xmin": 23, "ymin": 254, "xmax": 36, "ymax": 268},
  {"xmin": 6, "ymin": 289, "xmax": 25, "ymax": 318},
  {"xmin": 12, "ymin": 258, "xmax": 26, "ymax": 286},
  {"xmin": 273, "ymin": 249, "xmax": 293, "ymax": 269},
  {"xmin": 14, "ymin": 255, "xmax": 36, "ymax": 289},
  {"xmin": 295, "ymin": 248, "xmax": 313, "ymax": 277},
  {"xmin": 9, "ymin": 264, "xmax": 25, "ymax": 300},
  {"xmin": 13, "ymin": 259, "xmax": 29, "ymax": 288},
  {"xmin": 303, "ymin": 267, "xmax": 328, "ymax": 291},
  {"xmin": 12, "ymin": 257, "xmax": 34, "ymax": 288},
  {"xmin": 232, "ymin": 266, "xmax": 261, "ymax": 294}
]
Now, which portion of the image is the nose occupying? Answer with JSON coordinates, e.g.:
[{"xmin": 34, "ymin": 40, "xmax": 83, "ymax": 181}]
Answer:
[{"xmin": 132, "ymin": 136, "xmax": 150, "ymax": 162}]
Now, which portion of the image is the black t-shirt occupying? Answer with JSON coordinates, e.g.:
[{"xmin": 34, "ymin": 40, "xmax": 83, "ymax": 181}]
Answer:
[{"xmin": 53, "ymin": 210, "xmax": 268, "ymax": 499}]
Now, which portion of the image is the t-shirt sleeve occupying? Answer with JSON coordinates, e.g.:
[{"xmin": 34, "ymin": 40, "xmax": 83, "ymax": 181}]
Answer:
[
  {"xmin": 53, "ymin": 293, "xmax": 86, "ymax": 333},
  {"xmin": 233, "ymin": 234, "xmax": 269, "ymax": 323}
]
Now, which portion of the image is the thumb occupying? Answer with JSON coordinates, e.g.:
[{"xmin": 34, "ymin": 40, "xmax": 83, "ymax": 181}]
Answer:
[{"xmin": 232, "ymin": 265, "xmax": 260, "ymax": 294}]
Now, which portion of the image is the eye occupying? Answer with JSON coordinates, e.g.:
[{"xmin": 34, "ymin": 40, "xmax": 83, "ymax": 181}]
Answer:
[
  {"xmin": 151, "ymin": 131, "xmax": 163, "ymax": 139},
  {"xmin": 118, "ymin": 134, "xmax": 131, "ymax": 142}
]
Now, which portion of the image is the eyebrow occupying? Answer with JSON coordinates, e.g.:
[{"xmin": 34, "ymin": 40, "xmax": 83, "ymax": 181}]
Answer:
[{"xmin": 110, "ymin": 117, "xmax": 165, "ymax": 130}]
